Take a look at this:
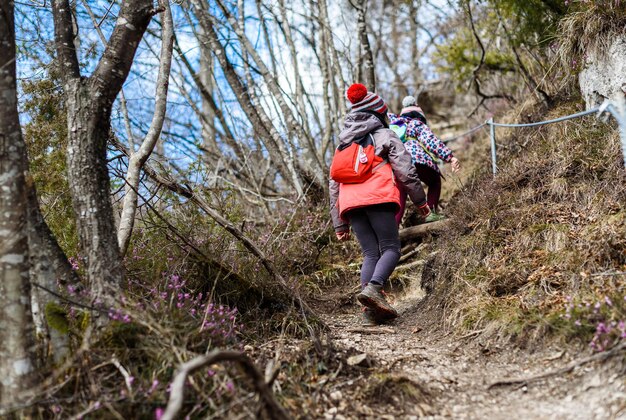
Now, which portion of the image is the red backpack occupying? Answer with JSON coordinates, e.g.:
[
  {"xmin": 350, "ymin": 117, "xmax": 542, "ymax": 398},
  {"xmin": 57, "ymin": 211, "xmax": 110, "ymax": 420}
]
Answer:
[{"xmin": 330, "ymin": 133, "xmax": 384, "ymax": 184}]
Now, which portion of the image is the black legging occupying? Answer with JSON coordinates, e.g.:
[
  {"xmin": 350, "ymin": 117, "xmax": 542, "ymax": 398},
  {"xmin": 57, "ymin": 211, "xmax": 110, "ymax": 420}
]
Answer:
[
  {"xmin": 414, "ymin": 164, "xmax": 442, "ymax": 210},
  {"xmin": 347, "ymin": 203, "xmax": 401, "ymax": 289}
]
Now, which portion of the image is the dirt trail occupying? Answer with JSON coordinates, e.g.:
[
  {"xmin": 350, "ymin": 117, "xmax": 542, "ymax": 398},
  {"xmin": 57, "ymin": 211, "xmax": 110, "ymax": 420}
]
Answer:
[{"xmin": 315, "ymin": 279, "xmax": 626, "ymax": 419}]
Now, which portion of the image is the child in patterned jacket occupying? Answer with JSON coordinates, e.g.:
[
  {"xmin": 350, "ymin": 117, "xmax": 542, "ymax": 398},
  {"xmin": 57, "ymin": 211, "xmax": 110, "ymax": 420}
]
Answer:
[{"xmin": 389, "ymin": 96, "xmax": 460, "ymax": 223}]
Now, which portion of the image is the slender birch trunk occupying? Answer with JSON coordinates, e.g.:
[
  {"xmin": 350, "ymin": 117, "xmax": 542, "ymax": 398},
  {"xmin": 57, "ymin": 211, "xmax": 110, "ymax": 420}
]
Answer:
[
  {"xmin": 316, "ymin": 3, "xmax": 335, "ymax": 161},
  {"xmin": 118, "ymin": 0, "xmax": 174, "ymax": 257},
  {"xmin": 318, "ymin": 0, "xmax": 345, "ymax": 127},
  {"xmin": 0, "ymin": 0, "xmax": 36, "ymax": 405}
]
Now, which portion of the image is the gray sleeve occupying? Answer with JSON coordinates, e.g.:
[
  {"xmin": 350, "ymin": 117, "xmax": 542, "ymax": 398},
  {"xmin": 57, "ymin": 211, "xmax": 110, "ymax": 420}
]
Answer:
[
  {"xmin": 329, "ymin": 178, "xmax": 349, "ymax": 231},
  {"xmin": 385, "ymin": 131, "xmax": 427, "ymax": 206}
]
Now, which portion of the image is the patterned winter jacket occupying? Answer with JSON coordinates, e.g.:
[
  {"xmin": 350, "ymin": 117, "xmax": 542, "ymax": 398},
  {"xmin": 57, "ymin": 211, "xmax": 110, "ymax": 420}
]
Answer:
[
  {"xmin": 329, "ymin": 112, "xmax": 427, "ymax": 232},
  {"xmin": 388, "ymin": 114, "xmax": 453, "ymax": 173}
]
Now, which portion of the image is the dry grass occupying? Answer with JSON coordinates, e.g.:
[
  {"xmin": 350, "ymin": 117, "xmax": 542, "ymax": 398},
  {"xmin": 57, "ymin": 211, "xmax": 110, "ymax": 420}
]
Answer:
[
  {"xmin": 557, "ymin": 2, "xmax": 626, "ymax": 71},
  {"xmin": 425, "ymin": 100, "xmax": 626, "ymax": 345}
]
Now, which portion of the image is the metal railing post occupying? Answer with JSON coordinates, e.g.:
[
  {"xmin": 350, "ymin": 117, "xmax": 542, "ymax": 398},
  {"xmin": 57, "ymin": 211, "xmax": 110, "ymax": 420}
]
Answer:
[
  {"xmin": 488, "ymin": 118, "xmax": 497, "ymax": 176},
  {"xmin": 612, "ymin": 97, "xmax": 626, "ymax": 169}
]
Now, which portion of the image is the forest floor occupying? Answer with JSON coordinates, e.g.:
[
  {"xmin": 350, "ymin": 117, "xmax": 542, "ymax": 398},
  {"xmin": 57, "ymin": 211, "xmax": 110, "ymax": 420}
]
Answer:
[{"xmin": 307, "ymin": 263, "xmax": 626, "ymax": 419}]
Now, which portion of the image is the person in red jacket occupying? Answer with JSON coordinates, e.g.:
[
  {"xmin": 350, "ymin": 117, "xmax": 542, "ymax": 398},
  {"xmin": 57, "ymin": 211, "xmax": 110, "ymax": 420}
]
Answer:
[{"xmin": 329, "ymin": 84, "xmax": 430, "ymax": 325}]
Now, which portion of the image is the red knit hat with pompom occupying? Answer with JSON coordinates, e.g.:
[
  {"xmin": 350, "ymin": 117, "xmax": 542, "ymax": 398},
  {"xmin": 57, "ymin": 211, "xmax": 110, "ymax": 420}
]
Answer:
[
  {"xmin": 345, "ymin": 83, "xmax": 387, "ymax": 114},
  {"xmin": 346, "ymin": 83, "xmax": 368, "ymax": 104}
]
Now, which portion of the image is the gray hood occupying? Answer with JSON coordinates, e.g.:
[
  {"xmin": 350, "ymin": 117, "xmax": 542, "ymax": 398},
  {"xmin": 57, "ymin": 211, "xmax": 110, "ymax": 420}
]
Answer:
[{"xmin": 338, "ymin": 112, "xmax": 383, "ymax": 145}]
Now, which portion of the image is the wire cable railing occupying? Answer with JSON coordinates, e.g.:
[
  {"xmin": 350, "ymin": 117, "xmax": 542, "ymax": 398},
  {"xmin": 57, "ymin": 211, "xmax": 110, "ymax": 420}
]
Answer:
[{"xmin": 442, "ymin": 98, "xmax": 626, "ymax": 175}]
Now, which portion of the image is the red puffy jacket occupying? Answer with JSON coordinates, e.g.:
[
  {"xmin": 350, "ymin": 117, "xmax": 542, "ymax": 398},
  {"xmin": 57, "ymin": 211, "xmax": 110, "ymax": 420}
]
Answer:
[{"xmin": 329, "ymin": 112, "xmax": 427, "ymax": 231}]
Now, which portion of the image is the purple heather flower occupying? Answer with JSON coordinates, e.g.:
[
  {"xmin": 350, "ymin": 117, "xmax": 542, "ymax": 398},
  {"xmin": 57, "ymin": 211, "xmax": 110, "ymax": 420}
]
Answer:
[
  {"xmin": 148, "ymin": 379, "xmax": 159, "ymax": 395},
  {"xmin": 226, "ymin": 381, "xmax": 235, "ymax": 393}
]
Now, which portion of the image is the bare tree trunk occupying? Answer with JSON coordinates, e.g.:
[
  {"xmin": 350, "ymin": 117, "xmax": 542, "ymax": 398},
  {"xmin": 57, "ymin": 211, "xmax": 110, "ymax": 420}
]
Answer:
[
  {"xmin": 118, "ymin": 0, "xmax": 174, "ymax": 257},
  {"xmin": 354, "ymin": 0, "xmax": 376, "ymax": 91},
  {"xmin": 64, "ymin": 80, "xmax": 124, "ymax": 299},
  {"xmin": 317, "ymin": 0, "xmax": 346, "ymax": 157},
  {"xmin": 199, "ymin": 28, "xmax": 217, "ymax": 162},
  {"xmin": 52, "ymin": 0, "xmax": 155, "ymax": 299},
  {"xmin": 26, "ymin": 182, "xmax": 75, "ymax": 363},
  {"xmin": 0, "ymin": 0, "xmax": 36, "ymax": 404},
  {"xmin": 318, "ymin": 0, "xmax": 345, "ymax": 124},
  {"xmin": 409, "ymin": 0, "xmax": 423, "ymax": 95}
]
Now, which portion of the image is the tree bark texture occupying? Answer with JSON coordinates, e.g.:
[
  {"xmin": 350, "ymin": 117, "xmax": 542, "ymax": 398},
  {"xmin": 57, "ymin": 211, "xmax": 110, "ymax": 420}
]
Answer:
[
  {"xmin": 26, "ymin": 181, "xmax": 75, "ymax": 363},
  {"xmin": 0, "ymin": 0, "xmax": 36, "ymax": 404},
  {"xmin": 356, "ymin": 0, "xmax": 376, "ymax": 91},
  {"xmin": 199, "ymin": 28, "xmax": 217, "ymax": 162},
  {"xmin": 65, "ymin": 80, "xmax": 123, "ymax": 298},
  {"xmin": 52, "ymin": 0, "xmax": 154, "ymax": 297}
]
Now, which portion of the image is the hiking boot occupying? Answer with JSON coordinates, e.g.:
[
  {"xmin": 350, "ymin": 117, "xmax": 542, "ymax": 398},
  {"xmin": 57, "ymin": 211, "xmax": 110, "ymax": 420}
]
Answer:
[
  {"xmin": 357, "ymin": 283, "xmax": 398, "ymax": 319},
  {"xmin": 424, "ymin": 211, "xmax": 446, "ymax": 223},
  {"xmin": 362, "ymin": 308, "xmax": 379, "ymax": 326}
]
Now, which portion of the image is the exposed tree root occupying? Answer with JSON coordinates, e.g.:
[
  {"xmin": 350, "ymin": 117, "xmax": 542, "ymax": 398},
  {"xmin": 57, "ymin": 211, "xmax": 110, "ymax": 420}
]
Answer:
[{"xmin": 488, "ymin": 342, "xmax": 626, "ymax": 390}]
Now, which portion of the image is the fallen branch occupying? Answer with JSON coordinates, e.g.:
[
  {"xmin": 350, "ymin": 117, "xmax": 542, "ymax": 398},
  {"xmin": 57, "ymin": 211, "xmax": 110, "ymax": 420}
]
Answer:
[
  {"xmin": 396, "ymin": 259, "xmax": 426, "ymax": 272},
  {"xmin": 161, "ymin": 350, "xmax": 290, "ymax": 420},
  {"xmin": 398, "ymin": 243, "xmax": 428, "ymax": 264},
  {"xmin": 399, "ymin": 220, "xmax": 450, "ymax": 241},
  {"xmin": 488, "ymin": 342, "xmax": 626, "ymax": 390},
  {"xmin": 345, "ymin": 326, "xmax": 396, "ymax": 334}
]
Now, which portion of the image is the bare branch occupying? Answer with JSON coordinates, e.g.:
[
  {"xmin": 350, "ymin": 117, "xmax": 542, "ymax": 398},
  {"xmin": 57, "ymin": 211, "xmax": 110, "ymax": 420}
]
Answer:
[
  {"xmin": 465, "ymin": 0, "xmax": 514, "ymax": 107},
  {"xmin": 161, "ymin": 350, "xmax": 290, "ymax": 420}
]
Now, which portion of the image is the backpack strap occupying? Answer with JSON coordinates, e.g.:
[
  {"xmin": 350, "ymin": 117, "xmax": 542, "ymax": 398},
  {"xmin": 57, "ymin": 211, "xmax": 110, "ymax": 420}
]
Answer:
[
  {"xmin": 373, "ymin": 159, "xmax": 388, "ymax": 172},
  {"xmin": 337, "ymin": 133, "xmax": 375, "ymax": 151}
]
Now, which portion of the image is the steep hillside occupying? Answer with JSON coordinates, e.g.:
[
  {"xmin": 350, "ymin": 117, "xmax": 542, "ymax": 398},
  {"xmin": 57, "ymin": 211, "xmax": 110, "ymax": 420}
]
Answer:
[{"xmin": 420, "ymin": 98, "xmax": 626, "ymax": 350}]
